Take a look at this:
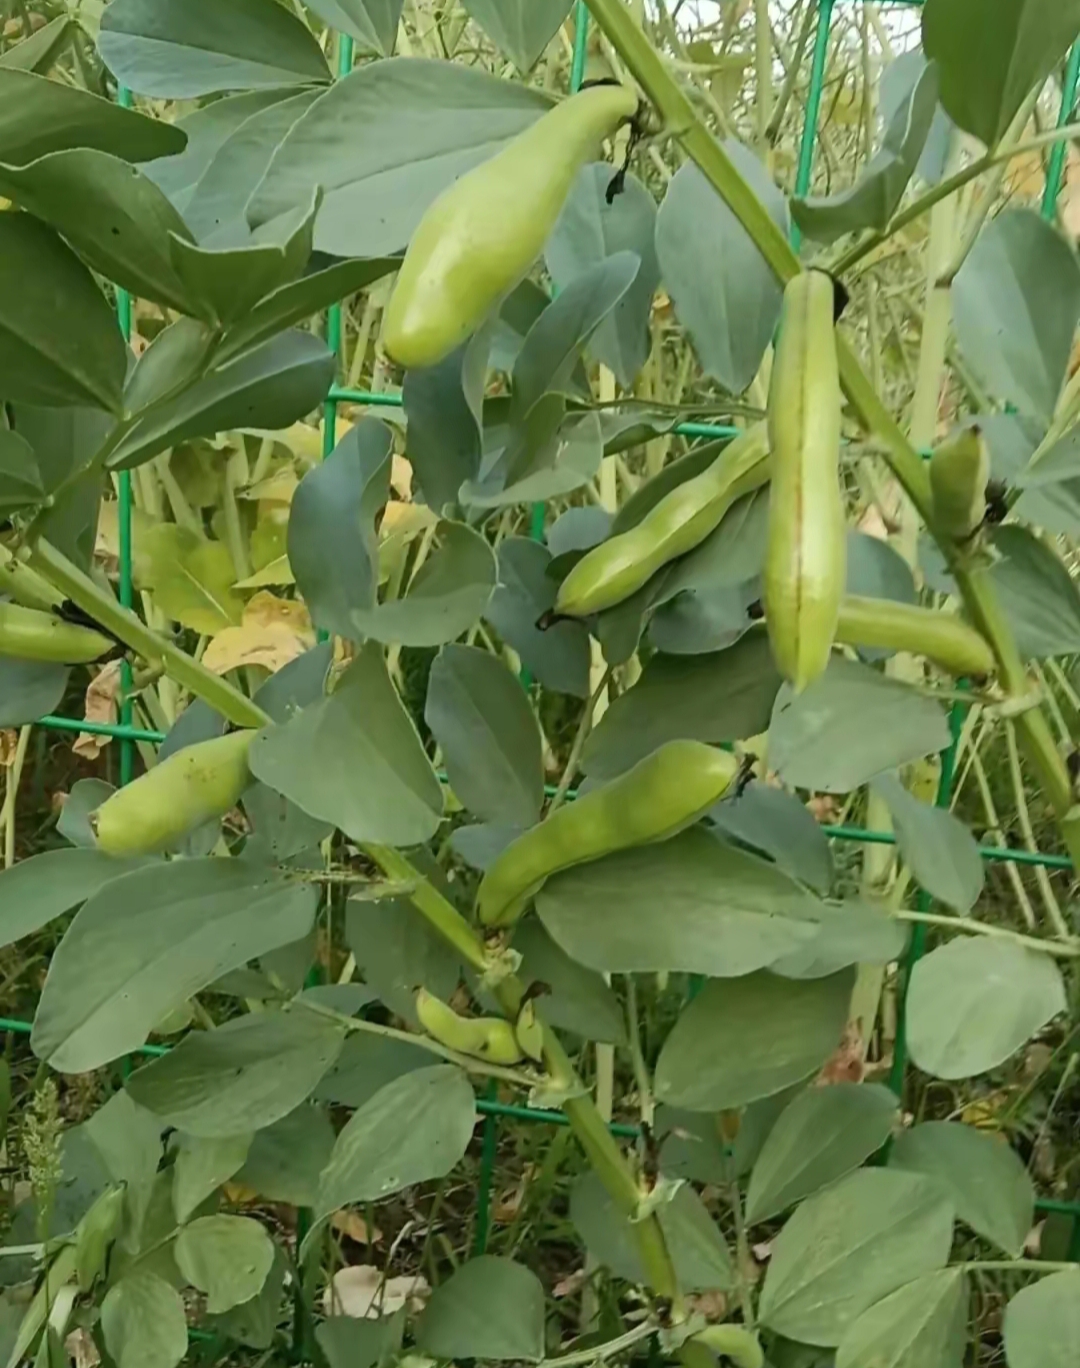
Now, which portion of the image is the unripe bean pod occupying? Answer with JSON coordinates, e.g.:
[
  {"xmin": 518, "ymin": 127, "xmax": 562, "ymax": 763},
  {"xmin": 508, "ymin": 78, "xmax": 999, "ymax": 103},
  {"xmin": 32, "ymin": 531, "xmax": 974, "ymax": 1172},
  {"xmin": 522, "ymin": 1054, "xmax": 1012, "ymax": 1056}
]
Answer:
[
  {"xmin": 555, "ymin": 424, "xmax": 770, "ymax": 617},
  {"xmin": 384, "ymin": 84, "xmax": 639, "ymax": 370},
  {"xmin": 477, "ymin": 739, "xmax": 738, "ymax": 928},
  {"xmin": 836, "ymin": 594, "xmax": 996, "ymax": 679},
  {"xmin": 415, "ymin": 988, "xmax": 524, "ymax": 1064},
  {"xmin": 92, "ymin": 730, "xmax": 255, "ymax": 856},
  {"xmin": 763, "ymin": 270, "xmax": 845, "ymax": 693},
  {"xmin": 0, "ymin": 602, "xmax": 112, "ymax": 664},
  {"xmin": 929, "ymin": 425, "xmax": 990, "ymax": 541}
]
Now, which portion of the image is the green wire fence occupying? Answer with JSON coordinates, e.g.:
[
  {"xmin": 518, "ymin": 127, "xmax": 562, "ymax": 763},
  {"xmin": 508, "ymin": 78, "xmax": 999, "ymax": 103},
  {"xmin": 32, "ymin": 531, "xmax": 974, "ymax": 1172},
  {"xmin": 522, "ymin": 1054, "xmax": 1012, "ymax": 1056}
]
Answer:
[{"xmin": 5, "ymin": 0, "xmax": 1079, "ymax": 1351}]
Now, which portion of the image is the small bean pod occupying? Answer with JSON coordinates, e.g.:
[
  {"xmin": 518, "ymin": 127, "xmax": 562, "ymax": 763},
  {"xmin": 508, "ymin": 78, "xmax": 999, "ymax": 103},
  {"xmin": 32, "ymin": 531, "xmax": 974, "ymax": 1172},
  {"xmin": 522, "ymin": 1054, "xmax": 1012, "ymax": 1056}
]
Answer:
[
  {"xmin": 92, "ymin": 729, "xmax": 255, "ymax": 856},
  {"xmin": 555, "ymin": 423, "xmax": 770, "ymax": 618},
  {"xmin": 763, "ymin": 269, "xmax": 845, "ymax": 693},
  {"xmin": 836, "ymin": 594, "xmax": 996, "ymax": 679},
  {"xmin": 0, "ymin": 602, "xmax": 112, "ymax": 664},
  {"xmin": 929, "ymin": 425, "xmax": 990, "ymax": 542},
  {"xmin": 477, "ymin": 739, "xmax": 738, "ymax": 928},
  {"xmin": 415, "ymin": 988, "xmax": 523, "ymax": 1065},
  {"xmin": 691, "ymin": 1325, "xmax": 764, "ymax": 1368}
]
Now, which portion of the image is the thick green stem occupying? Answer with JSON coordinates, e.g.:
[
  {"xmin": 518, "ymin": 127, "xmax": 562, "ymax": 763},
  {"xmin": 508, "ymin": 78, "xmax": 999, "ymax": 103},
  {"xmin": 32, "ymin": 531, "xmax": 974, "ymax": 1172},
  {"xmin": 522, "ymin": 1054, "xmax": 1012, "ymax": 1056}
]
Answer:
[
  {"xmin": 24, "ymin": 538, "xmax": 270, "ymax": 731},
  {"xmin": 585, "ymin": 0, "xmax": 1077, "ymax": 868}
]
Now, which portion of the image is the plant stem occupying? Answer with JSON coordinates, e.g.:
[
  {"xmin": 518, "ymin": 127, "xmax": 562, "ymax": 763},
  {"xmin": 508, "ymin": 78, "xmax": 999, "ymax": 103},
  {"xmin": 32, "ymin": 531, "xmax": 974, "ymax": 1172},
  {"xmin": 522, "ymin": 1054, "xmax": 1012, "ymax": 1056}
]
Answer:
[
  {"xmin": 549, "ymin": 667, "xmax": 612, "ymax": 814},
  {"xmin": 2, "ymin": 726, "xmax": 31, "ymax": 870},
  {"xmin": 293, "ymin": 996, "xmax": 537, "ymax": 1087},
  {"xmin": 895, "ymin": 910, "xmax": 1080, "ymax": 959},
  {"xmin": 24, "ymin": 538, "xmax": 270, "ymax": 731},
  {"xmin": 542, "ymin": 1323, "xmax": 656, "ymax": 1367}
]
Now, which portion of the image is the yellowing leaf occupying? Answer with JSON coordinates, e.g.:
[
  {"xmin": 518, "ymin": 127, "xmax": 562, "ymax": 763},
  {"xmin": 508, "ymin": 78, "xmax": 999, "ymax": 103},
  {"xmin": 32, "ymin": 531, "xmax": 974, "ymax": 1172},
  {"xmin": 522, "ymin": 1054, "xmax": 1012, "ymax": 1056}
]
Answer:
[
  {"xmin": 74, "ymin": 660, "xmax": 123, "ymax": 760},
  {"xmin": 235, "ymin": 556, "xmax": 295, "ymax": 589},
  {"xmin": 140, "ymin": 524, "xmax": 244, "ymax": 633},
  {"xmin": 203, "ymin": 591, "xmax": 314, "ymax": 676},
  {"xmin": 243, "ymin": 470, "xmax": 299, "ymax": 506}
]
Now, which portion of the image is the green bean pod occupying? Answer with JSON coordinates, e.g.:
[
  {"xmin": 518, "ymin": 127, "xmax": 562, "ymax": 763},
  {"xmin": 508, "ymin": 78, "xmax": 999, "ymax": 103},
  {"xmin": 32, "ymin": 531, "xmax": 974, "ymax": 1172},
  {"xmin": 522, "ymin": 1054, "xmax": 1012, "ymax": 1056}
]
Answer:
[
  {"xmin": 763, "ymin": 269, "xmax": 845, "ymax": 693},
  {"xmin": 384, "ymin": 83, "xmax": 639, "ymax": 370},
  {"xmin": 415, "ymin": 988, "xmax": 523, "ymax": 1064},
  {"xmin": 477, "ymin": 739, "xmax": 738, "ymax": 929},
  {"xmin": 836, "ymin": 594, "xmax": 996, "ymax": 679},
  {"xmin": 92, "ymin": 729, "xmax": 255, "ymax": 856},
  {"xmin": 555, "ymin": 423, "xmax": 770, "ymax": 618},
  {"xmin": 929, "ymin": 425, "xmax": 989, "ymax": 541},
  {"xmin": 0, "ymin": 602, "xmax": 112, "ymax": 664}
]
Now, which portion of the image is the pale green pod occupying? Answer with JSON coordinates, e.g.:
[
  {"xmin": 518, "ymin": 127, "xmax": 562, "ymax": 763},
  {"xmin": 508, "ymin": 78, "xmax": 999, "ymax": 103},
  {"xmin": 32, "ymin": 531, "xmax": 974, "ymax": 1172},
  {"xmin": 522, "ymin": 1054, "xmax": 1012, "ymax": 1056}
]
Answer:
[
  {"xmin": 0, "ymin": 602, "xmax": 112, "ymax": 664},
  {"xmin": 92, "ymin": 730, "xmax": 255, "ymax": 856},
  {"xmin": 929, "ymin": 425, "xmax": 990, "ymax": 541},
  {"xmin": 692, "ymin": 1324, "xmax": 764, "ymax": 1368},
  {"xmin": 415, "ymin": 988, "xmax": 524, "ymax": 1064},
  {"xmin": 763, "ymin": 269, "xmax": 845, "ymax": 693},
  {"xmin": 477, "ymin": 739, "xmax": 738, "ymax": 928},
  {"xmin": 836, "ymin": 594, "xmax": 996, "ymax": 678},
  {"xmin": 384, "ymin": 84, "xmax": 639, "ymax": 370},
  {"xmin": 555, "ymin": 423, "xmax": 771, "ymax": 617}
]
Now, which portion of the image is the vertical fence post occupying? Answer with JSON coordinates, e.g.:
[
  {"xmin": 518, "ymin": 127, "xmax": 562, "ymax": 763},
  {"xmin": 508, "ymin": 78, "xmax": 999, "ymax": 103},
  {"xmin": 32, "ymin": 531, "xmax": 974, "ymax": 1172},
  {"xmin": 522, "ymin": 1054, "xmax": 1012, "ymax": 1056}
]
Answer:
[
  {"xmin": 115, "ymin": 86, "xmax": 136, "ymax": 789},
  {"xmin": 791, "ymin": 0, "xmax": 834, "ymax": 248},
  {"xmin": 1043, "ymin": 41, "xmax": 1080, "ymax": 221}
]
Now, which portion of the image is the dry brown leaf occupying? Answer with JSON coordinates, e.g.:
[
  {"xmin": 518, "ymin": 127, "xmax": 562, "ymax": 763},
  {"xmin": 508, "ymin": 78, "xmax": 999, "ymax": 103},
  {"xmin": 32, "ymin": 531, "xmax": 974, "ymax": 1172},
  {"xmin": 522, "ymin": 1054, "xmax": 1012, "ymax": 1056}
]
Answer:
[
  {"xmin": 552, "ymin": 1268, "xmax": 588, "ymax": 1299},
  {"xmin": 73, "ymin": 661, "xmax": 123, "ymax": 760},
  {"xmin": 816, "ymin": 1021, "xmax": 866, "ymax": 1086},
  {"xmin": 391, "ymin": 454, "xmax": 413, "ymax": 500},
  {"xmin": 330, "ymin": 1210, "xmax": 382, "ymax": 1245},
  {"xmin": 203, "ymin": 591, "xmax": 314, "ymax": 676},
  {"xmin": 323, "ymin": 1266, "xmax": 429, "ymax": 1320},
  {"xmin": 686, "ymin": 1290, "xmax": 729, "ymax": 1320},
  {"xmin": 67, "ymin": 1329, "xmax": 100, "ymax": 1368},
  {"xmin": 0, "ymin": 730, "xmax": 19, "ymax": 766}
]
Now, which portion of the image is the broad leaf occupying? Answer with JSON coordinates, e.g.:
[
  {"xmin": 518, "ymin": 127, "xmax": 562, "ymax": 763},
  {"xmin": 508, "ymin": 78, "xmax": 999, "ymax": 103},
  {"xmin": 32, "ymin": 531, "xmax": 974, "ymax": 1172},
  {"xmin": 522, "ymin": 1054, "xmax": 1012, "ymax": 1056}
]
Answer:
[
  {"xmin": 248, "ymin": 58, "xmax": 551, "ymax": 255},
  {"xmin": 174, "ymin": 1215, "xmax": 274, "ymax": 1313},
  {"xmin": 101, "ymin": 1271, "xmax": 187, "ymax": 1368},
  {"xmin": 0, "ymin": 16, "xmax": 74, "ymax": 73},
  {"xmin": 889, "ymin": 1121, "xmax": 1035, "ymax": 1256},
  {"xmin": 183, "ymin": 87, "xmax": 322, "ymax": 246},
  {"xmin": 217, "ymin": 256, "xmax": 397, "ymax": 364},
  {"xmin": 906, "ymin": 937, "xmax": 1066, "ymax": 1079},
  {"xmin": 352, "ymin": 521, "xmax": 496, "ymax": 647},
  {"xmin": 0, "ymin": 214, "xmax": 125, "ymax": 413},
  {"xmin": 31, "ymin": 860, "xmax": 317, "ymax": 1073},
  {"xmin": 109, "ymin": 330, "xmax": 336, "ymax": 470},
  {"xmin": 710, "ymin": 781, "xmax": 834, "ymax": 894},
  {"xmin": 345, "ymin": 898, "xmax": 461, "ymax": 1026},
  {"xmin": 235, "ymin": 1105, "xmax": 335, "ymax": 1207},
  {"xmin": 98, "ymin": 0, "xmax": 330, "ymax": 97},
  {"xmin": 512, "ymin": 919, "xmax": 626, "ymax": 1045},
  {"xmin": 654, "ymin": 970, "xmax": 853, "ymax": 1112},
  {"xmin": 172, "ymin": 1133, "xmax": 253, "ymax": 1223},
  {"xmin": 0, "ymin": 428, "xmax": 44, "ymax": 513},
  {"xmin": 84, "ymin": 1090, "xmax": 167, "ymax": 1187},
  {"xmin": 304, "ymin": 0, "xmax": 404, "ymax": 56},
  {"xmin": 879, "ymin": 51, "xmax": 955, "ymax": 185},
  {"xmin": 922, "ymin": 0, "xmax": 1080, "ymax": 148},
  {"xmin": 769, "ymin": 657, "xmax": 950, "ymax": 794},
  {"xmin": 583, "ymin": 631, "xmax": 781, "ymax": 779},
  {"xmin": 836, "ymin": 1269, "xmax": 968, "ymax": 1368},
  {"xmin": 745, "ymin": 1083, "xmax": 899, "ymax": 1225},
  {"xmin": 656, "ymin": 143, "xmax": 787, "ymax": 394},
  {"xmin": 425, "ymin": 644, "xmax": 544, "ymax": 827},
  {"xmin": 287, "ymin": 418, "xmax": 391, "ymax": 638},
  {"xmin": 0, "ymin": 848, "xmax": 151, "ymax": 950},
  {"xmin": 316, "ymin": 1065, "xmax": 476, "ymax": 1217},
  {"xmin": 546, "ymin": 164, "xmax": 660, "ymax": 386},
  {"xmin": 143, "ymin": 90, "xmax": 296, "ymax": 211},
  {"xmin": 793, "ymin": 61, "xmax": 939, "ymax": 242},
  {"xmin": 0, "ymin": 149, "xmax": 193, "ymax": 314},
  {"xmin": 463, "ymin": 0, "xmax": 574, "ymax": 70},
  {"xmin": 536, "ymin": 828, "xmax": 821, "ymax": 977},
  {"xmin": 403, "ymin": 342, "xmax": 485, "ymax": 513},
  {"xmin": 138, "ymin": 523, "xmax": 243, "ymax": 634},
  {"xmin": 989, "ymin": 523, "xmax": 1080, "ymax": 658},
  {"xmin": 953, "ymin": 210, "xmax": 1080, "ymax": 423},
  {"xmin": 484, "ymin": 538, "xmax": 591, "ymax": 697},
  {"xmin": 126, "ymin": 1008, "xmax": 345, "ymax": 1136},
  {"xmin": 1003, "ymin": 1268, "xmax": 1080, "ymax": 1368},
  {"xmin": 315, "ymin": 1032, "xmax": 432, "ymax": 1109},
  {"xmin": 0, "ymin": 658, "xmax": 68, "ymax": 728},
  {"xmin": 871, "ymin": 774, "xmax": 984, "ymax": 912},
  {"xmin": 416, "ymin": 1256, "xmax": 545, "ymax": 1361},
  {"xmin": 0, "ymin": 67, "xmax": 185, "ymax": 165},
  {"xmin": 249, "ymin": 643, "xmax": 444, "ymax": 846},
  {"xmin": 569, "ymin": 1172, "xmax": 733, "ymax": 1292},
  {"xmin": 769, "ymin": 899, "xmax": 907, "ymax": 980},
  {"xmin": 759, "ymin": 1169, "xmax": 955, "ymax": 1346}
]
